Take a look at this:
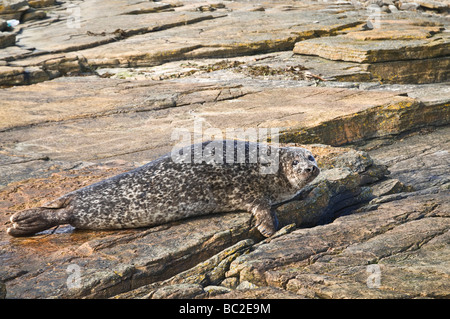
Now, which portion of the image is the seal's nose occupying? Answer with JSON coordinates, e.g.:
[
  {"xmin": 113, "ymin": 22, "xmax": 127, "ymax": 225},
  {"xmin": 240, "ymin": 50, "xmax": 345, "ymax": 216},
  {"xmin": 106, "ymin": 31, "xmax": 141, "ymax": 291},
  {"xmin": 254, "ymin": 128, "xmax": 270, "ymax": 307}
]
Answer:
[{"xmin": 305, "ymin": 165, "xmax": 319, "ymax": 175}]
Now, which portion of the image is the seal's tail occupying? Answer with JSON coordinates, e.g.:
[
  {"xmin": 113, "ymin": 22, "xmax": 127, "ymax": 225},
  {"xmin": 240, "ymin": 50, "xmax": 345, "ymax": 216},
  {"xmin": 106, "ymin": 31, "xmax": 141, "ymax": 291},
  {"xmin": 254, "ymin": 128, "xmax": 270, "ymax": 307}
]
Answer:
[{"xmin": 7, "ymin": 206, "xmax": 71, "ymax": 237}]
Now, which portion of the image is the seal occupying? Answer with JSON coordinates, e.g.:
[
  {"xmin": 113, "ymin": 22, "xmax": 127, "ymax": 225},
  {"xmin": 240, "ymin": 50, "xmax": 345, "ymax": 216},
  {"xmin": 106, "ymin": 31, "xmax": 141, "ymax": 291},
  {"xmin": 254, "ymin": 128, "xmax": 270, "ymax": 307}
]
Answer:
[{"xmin": 7, "ymin": 140, "xmax": 319, "ymax": 237}]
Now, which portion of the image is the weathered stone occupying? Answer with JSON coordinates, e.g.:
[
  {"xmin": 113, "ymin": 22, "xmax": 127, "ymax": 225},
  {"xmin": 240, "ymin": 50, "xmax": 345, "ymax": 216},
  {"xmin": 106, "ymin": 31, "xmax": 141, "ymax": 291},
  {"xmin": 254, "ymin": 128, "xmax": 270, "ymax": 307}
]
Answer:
[
  {"xmin": 21, "ymin": 9, "xmax": 46, "ymax": 22},
  {"xmin": 280, "ymin": 96, "xmax": 449, "ymax": 145},
  {"xmin": 294, "ymin": 33, "xmax": 449, "ymax": 63},
  {"xmin": 220, "ymin": 277, "xmax": 239, "ymax": 289},
  {"xmin": 370, "ymin": 178, "xmax": 413, "ymax": 197},
  {"xmin": 0, "ymin": 45, "xmax": 32, "ymax": 61},
  {"xmin": 418, "ymin": 0, "xmax": 450, "ymax": 11},
  {"xmin": 147, "ymin": 284, "xmax": 205, "ymax": 299},
  {"xmin": 388, "ymin": 4, "xmax": 399, "ymax": 12},
  {"xmin": 399, "ymin": 2, "xmax": 421, "ymax": 10},
  {"xmin": 0, "ymin": 0, "xmax": 363, "ymax": 85},
  {"xmin": 2, "ymin": 207, "xmax": 252, "ymax": 298},
  {"xmin": 292, "ymin": 16, "xmax": 448, "ymax": 84},
  {"xmin": 0, "ymin": 65, "xmax": 23, "ymax": 85},
  {"xmin": 118, "ymin": 237, "xmax": 255, "ymax": 298},
  {"xmin": 27, "ymin": 0, "xmax": 56, "ymax": 9},
  {"xmin": 0, "ymin": 280, "xmax": 6, "ymax": 299},
  {"xmin": 0, "ymin": 0, "xmax": 446, "ymax": 87},
  {"xmin": 72, "ymin": 9, "xmax": 361, "ymax": 69},
  {"xmin": 368, "ymin": 126, "xmax": 450, "ymax": 191},
  {"xmin": 225, "ymin": 192, "xmax": 450, "ymax": 298},
  {"xmin": 96, "ymin": 52, "xmax": 373, "ymax": 84},
  {"xmin": 365, "ymin": 56, "xmax": 450, "ymax": 84},
  {"xmin": 0, "ymin": 32, "xmax": 15, "ymax": 49},
  {"xmin": 0, "ymin": 19, "xmax": 6, "ymax": 31},
  {"xmin": 210, "ymin": 286, "xmax": 305, "ymax": 299},
  {"xmin": 0, "ymin": 0, "xmax": 28, "ymax": 20},
  {"xmin": 204, "ymin": 285, "xmax": 231, "ymax": 297}
]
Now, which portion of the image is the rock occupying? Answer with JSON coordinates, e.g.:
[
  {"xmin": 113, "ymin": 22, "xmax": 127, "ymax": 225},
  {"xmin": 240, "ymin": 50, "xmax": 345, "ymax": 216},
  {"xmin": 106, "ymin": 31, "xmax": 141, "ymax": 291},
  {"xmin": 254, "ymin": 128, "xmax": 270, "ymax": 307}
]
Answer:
[
  {"xmin": 294, "ymin": 29, "xmax": 448, "ymax": 63},
  {"xmin": 367, "ymin": 126, "xmax": 450, "ymax": 191},
  {"xmin": 204, "ymin": 285, "xmax": 231, "ymax": 297},
  {"xmin": 370, "ymin": 178, "xmax": 413, "ymax": 197},
  {"xmin": 293, "ymin": 16, "xmax": 449, "ymax": 84},
  {"xmin": 0, "ymin": 0, "xmax": 446, "ymax": 87},
  {"xmin": 0, "ymin": 32, "xmax": 15, "ymax": 49},
  {"xmin": 388, "ymin": 4, "xmax": 399, "ymax": 12},
  {"xmin": 0, "ymin": 0, "xmax": 363, "ymax": 87},
  {"xmin": 0, "ymin": 19, "xmax": 6, "ymax": 31},
  {"xmin": 0, "ymin": 0, "xmax": 28, "ymax": 20},
  {"xmin": 418, "ymin": 0, "xmax": 450, "ymax": 12},
  {"xmin": 209, "ymin": 286, "xmax": 305, "ymax": 299},
  {"xmin": 380, "ymin": 5, "xmax": 391, "ymax": 12},
  {"xmin": 0, "ymin": 280, "xmax": 6, "ymax": 299},
  {"xmin": 0, "ymin": 65, "xmax": 24, "ymax": 86},
  {"xmin": 21, "ymin": 9, "xmax": 46, "ymax": 22},
  {"xmin": 220, "ymin": 277, "xmax": 239, "ymax": 289},
  {"xmin": 114, "ymin": 239, "xmax": 254, "ymax": 298},
  {"xmin": 27, "ymin": 0, "xmax": 56, "ymax": 8},
  {"xmin": 236, "ymin": 281, "xmax": 259, "ymax": 290},
  {"xmin": 399, "ymin": 2, "xmax": 421, "ymax": 10},
  {"xmin": 224, "ymin": 192, "xmax": 450, "ymax": 298},
  {"xmin": 147, "ymin": 284, "xmax": 205, "ymax": 299},
  {"xmin": 72, "ymin": 10, "xmax": 360, "ymax": 69}
]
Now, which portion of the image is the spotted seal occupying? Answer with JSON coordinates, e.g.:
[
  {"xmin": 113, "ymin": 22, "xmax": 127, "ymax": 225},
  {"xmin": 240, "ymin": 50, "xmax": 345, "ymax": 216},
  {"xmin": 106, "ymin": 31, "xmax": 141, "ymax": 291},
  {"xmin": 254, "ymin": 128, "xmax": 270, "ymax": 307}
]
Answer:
[{"xmin": 7, "ymin": 140, "xmax": 319, "ymax": 237}]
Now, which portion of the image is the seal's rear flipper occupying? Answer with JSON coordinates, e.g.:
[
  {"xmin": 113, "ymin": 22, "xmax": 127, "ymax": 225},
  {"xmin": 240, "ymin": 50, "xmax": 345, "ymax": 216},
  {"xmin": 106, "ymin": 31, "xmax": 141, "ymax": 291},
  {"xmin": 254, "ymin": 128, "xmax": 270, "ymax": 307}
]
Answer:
[
  {"xmin": 7, "ymin": 196, "xmax": 73, "ymax": 237},
  {"xmin": 7, "ymin": 208, "xmax": 56, "ymax": 237}
]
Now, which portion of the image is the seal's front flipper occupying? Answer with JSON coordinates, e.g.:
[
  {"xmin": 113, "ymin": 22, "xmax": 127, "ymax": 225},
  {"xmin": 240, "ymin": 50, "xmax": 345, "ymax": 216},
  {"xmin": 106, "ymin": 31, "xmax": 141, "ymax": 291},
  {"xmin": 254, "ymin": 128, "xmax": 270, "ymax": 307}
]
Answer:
[
  {"xmin": 7, "ymin": 196, "xmax": 73, "ymax": 237},
  {"xmin": 249, "ymin": 201, "xmax": 278, "ymax": 237}
]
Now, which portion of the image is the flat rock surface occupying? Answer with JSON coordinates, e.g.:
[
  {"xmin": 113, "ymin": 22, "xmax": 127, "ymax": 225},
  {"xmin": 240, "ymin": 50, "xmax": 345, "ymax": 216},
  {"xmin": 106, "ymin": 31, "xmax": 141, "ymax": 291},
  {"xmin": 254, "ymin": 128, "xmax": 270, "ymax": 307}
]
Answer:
[
  {"xmin": 0, "ymin": 0, "xmax": 449, "ymax": 299},
  {"xmin": 293, "ymin": 20, "xmax": 449, "ymax": 63},
  {"xmin": 0, "ymin": 76, "xmax": 418, "ymax": 165}
]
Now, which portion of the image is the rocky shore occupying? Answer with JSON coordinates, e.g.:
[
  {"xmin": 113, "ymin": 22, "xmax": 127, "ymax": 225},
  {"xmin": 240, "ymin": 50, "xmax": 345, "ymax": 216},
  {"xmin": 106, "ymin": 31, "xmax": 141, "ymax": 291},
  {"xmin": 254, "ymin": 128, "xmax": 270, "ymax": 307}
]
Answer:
[{"xmin": 0, "ymin": 0, "xmax": 449, "ymax": 299}]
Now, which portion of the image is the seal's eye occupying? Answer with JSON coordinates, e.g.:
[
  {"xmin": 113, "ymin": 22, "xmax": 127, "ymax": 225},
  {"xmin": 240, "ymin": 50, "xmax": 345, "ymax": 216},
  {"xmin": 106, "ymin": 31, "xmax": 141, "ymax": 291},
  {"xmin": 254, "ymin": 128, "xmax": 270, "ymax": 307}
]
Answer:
[
  {"xmin": 292, "ymin": 160, "xmax": 299, "ymax": 166},
  {"xmin": 307, "ymin": 155, "xmax": 315, "ymax": 162}
]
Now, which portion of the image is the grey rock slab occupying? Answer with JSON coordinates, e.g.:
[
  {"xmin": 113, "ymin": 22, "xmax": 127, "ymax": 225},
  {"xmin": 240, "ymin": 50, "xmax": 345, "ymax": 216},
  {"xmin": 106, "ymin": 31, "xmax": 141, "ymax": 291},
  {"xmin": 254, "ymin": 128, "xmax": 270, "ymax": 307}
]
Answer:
[
  {"xmin": 368, "ymin": 126, "xmax": 450, "ymax": 191},
  {"xmin": 226, "ymin": 192, "xmax": 450, "ymax": 298},
  {"xmin": 0, "ymin": 32, "xmax": 15, "ymax": 49}
]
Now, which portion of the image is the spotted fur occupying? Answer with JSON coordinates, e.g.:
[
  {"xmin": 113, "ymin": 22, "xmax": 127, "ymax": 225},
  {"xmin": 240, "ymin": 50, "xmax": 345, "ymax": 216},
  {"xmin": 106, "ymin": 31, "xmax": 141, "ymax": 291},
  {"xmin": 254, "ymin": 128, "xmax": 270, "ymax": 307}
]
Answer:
[{"xmin": 7, "ymin": 140, "xmax": 319, "ymax": 237}]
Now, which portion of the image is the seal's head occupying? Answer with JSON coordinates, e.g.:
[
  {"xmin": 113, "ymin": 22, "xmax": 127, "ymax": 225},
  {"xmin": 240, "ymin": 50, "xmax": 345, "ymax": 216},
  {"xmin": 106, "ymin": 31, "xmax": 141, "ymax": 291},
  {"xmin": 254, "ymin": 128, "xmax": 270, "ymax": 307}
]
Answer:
[{"xmin": 280, "ymin": 147, "xmax": 320, "ymax": 189}]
